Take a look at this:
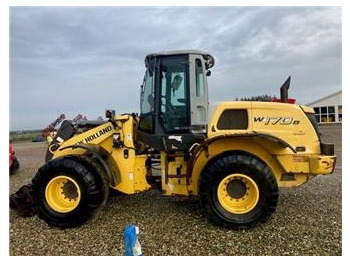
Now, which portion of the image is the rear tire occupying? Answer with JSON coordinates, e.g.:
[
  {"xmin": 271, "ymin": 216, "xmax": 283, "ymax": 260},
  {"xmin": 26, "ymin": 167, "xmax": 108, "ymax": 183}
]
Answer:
[
  {"xmin": 32, "ymin": 156, "xmax": 109, "ymax": 228},
  {"xmin": 199, "ymin": 154, "xmax": 278, "ymax": 229}
]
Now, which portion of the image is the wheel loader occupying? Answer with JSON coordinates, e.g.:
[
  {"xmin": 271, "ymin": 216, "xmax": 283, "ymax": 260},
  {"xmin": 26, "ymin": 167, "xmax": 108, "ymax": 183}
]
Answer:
[{"xmin": 10, "ymin": 50, "xmax": 336, "ymax": 229}]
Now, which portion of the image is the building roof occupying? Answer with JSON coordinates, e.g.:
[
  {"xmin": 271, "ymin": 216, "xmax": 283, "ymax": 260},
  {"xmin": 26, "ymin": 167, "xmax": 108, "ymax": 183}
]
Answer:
[{"xmin": 307, "ymin": 90, "xmax": 342, "ymax": 106}]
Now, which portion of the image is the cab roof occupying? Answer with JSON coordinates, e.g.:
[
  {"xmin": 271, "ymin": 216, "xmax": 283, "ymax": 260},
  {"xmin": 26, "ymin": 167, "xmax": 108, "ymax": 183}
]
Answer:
[{"xmin": 145, "ymin": 49, "xmax": 215, "ymax": 69}]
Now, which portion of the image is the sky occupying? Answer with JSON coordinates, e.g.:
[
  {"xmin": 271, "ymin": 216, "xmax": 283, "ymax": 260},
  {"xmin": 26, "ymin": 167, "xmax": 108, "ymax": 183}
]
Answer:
[{"xmin": 9, "ymin": 6, "xmax": 342, "ymax": 131}]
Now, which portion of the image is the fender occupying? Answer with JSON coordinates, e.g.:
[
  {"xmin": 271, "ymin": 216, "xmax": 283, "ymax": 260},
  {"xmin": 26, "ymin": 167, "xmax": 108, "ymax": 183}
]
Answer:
[
  {"xmin": 59, "ymin": 144, "xmax": 118, "ymax": 186},
  {"xmin": 187, "ymin": 132, "xmax": 297, "ymax": 194},
  {"xmin": 188, "ymin": 132, "xmax": 296, "ymax": 177}
]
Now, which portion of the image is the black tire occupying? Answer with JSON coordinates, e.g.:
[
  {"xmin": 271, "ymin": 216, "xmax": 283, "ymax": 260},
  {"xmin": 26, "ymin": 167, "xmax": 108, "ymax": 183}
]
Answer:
[
  {"xmin": 199, "ymin": 154, "xmax": 279, "ymax": 229},
  {"xmin": 10, "ymin": 157, "xmax": 20, "ymax": 176},
  {"xmin": 31, "ymin": 156, "xmax": 109, "ymax": 228}
]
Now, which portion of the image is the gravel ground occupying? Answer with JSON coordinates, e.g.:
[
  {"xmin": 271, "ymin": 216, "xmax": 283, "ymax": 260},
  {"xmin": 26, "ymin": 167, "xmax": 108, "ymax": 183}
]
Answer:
[{"xmin": 9, "ymin": 125, "xmax": 342, "ymax": 256}]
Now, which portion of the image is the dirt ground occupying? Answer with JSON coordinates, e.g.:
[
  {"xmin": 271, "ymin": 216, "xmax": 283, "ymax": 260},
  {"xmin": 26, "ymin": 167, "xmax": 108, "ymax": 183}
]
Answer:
[{"xmin": 9, "ymin": 125, "xmax": 342, "ymax": 256}]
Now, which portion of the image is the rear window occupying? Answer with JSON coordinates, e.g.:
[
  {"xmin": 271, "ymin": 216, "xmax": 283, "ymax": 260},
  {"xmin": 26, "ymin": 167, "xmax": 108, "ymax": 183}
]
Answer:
[{"xmin": 217, "ymin": 109, "xmax": 248, "ymax": 130}]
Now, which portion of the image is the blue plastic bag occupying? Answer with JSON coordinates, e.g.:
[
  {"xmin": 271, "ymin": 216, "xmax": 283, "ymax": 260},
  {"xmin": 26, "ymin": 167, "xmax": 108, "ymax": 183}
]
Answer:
[{"xmin": 124, "ymin": 224, "xmax": 143, "ymax": 256}]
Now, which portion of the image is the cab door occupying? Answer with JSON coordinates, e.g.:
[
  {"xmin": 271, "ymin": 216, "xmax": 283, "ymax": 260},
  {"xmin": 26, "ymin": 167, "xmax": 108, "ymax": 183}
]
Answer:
[
  {"xmin": 189, "ymin": 55, "xmax": 209, "ymax": 133},
  {"xmin": 159, "ymin": 55, "xmax": 190, "ymax": 134}
]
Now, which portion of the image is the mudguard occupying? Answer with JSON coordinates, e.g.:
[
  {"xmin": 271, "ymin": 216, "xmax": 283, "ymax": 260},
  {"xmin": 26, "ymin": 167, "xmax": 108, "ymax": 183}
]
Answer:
[{"xmin": 58, "ymin": 144, "xmax": 117, "ymax": 186}]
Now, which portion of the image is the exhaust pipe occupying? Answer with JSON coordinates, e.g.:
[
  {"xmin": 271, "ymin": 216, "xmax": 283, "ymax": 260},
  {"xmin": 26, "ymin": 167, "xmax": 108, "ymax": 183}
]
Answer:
[{"xmin": 280, "ymin": 76, "xmax": 291, "ymax": 103}]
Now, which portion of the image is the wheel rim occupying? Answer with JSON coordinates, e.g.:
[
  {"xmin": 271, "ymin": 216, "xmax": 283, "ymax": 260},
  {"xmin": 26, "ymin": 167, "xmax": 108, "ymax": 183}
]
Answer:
[
  {"xmin": 45, "ymin": 175, "xmax": 81, "ymax": 213},
  {"xmin": 217, "ymin": 174, "xmax": 259, "ymax": 214}
]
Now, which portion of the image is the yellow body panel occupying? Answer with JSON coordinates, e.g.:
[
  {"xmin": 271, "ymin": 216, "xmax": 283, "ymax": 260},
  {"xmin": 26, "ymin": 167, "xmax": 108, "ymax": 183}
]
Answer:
[
  {"xmin": 208, "ymin": 102, "xmax": 320, "ymax": 154},
  {"xmin": 133, "ymin": 155, "xmax": 152, "ymax": 192},
  {"xmin": 309, "ymin": 155, "xmax": 337, "ymax": 174},
  {"xmin": 51, "ymin": 117, "xmax": 151, "ymax": 195},
  {"xmin": 160, "ymin": 152, "xmax": 188, "ymax": 195},
  {"xmin": 51, "ymin": 122, "xmax": 115, "ymax": 158}
]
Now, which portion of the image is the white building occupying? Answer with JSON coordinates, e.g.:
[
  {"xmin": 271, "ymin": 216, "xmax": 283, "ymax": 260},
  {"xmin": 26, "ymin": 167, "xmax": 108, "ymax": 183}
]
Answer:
[{"xmin": 307, "ymin": 90, "xmax": 342, "ymax": 124}]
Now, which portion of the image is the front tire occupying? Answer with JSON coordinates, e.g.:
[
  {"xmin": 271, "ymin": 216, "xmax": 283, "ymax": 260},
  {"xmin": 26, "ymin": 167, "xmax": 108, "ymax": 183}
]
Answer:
[
  {"xmin": 32, "ymin": 156, "xmax": 109, "ymax": 228},
  {"xmin": 199, "ymin": 154, "xmax": 279, "ymax": 229}
]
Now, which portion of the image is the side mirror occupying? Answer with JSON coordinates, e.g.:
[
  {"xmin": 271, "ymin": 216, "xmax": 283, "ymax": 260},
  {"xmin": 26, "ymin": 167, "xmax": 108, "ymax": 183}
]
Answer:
[{"xmin": 105, "ymin": 109, "xmax": 116, "ymax": 119}]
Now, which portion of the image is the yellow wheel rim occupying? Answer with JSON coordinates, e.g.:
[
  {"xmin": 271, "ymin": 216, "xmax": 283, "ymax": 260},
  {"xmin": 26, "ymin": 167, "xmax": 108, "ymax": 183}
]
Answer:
[
  {"xmin": 45, "ymin": 175, "xmax": 81, "ymax": 213},
  {"xmin": 217, "ymin": 174, "xmax": 259, "ymax": 214}
]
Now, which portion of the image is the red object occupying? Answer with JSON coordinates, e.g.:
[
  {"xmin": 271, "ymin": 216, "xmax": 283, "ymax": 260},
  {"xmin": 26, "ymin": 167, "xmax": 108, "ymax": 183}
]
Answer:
[
  {"xmin": 9, "ymin": 143, "xmax": 14, "ymax": 167},
  {"xmin": 9, "ymin": 142, "xmax": 20, "ymax": 175},
  {"xmin": 272, "ymin": 98, "xmax": 296, "ymax": 104}
]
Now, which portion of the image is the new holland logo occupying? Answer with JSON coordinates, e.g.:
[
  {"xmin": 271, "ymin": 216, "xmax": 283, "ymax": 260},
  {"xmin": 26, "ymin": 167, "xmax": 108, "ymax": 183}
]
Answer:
[{"xmin": 76, "ymin": 126, "xmax": 113, "ymax": 144}]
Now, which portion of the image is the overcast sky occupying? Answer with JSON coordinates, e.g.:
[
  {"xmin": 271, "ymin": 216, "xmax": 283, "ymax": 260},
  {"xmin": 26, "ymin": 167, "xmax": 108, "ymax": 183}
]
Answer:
[{"xmin": 9, "ymin": 6, "xmax": 342, "ymax": 131}]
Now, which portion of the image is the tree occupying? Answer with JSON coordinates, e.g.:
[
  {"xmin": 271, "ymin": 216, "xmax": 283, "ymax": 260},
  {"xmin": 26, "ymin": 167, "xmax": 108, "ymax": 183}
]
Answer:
[{"xmin": 235, "ymin": 94, "xmax": 277, "ymax": 102}]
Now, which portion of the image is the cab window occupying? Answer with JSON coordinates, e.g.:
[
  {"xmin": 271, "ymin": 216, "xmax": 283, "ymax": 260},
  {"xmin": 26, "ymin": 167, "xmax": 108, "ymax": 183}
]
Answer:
[{"xmin": 159, "ymin": 56, "xmax": 189, "ymax": 133}]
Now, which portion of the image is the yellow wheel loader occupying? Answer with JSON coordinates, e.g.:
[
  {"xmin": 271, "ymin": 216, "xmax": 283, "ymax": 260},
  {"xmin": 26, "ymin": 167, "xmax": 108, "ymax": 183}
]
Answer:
[{"xmin": 10, "ymin": 50, "xmax": 336, "ymax": 229}]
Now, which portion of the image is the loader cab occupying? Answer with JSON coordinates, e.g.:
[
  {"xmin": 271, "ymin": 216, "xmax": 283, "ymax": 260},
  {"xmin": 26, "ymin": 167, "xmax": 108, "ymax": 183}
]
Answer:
[{"xmin": 138, "ymin": 50, "xmax": 214, "ymax": 150}]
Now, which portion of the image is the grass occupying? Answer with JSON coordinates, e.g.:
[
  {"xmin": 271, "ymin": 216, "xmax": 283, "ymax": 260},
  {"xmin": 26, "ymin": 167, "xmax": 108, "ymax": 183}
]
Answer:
[{"xmin": 10, "ymin": 132, "xmax": 42, "ymax": 142}]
